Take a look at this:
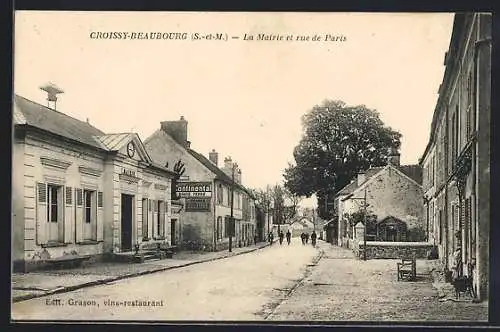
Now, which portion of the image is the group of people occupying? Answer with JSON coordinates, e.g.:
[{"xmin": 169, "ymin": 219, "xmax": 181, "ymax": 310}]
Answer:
[
  {"xmin": 301, "ymin": 231, "xmax": 317, "ymax": 246},
  {"xmin": 267, "ymin": 230, "xmax": 317, "ymax": 247}
]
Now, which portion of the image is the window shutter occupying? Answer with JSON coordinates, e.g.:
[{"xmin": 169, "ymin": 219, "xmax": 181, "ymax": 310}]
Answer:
[
  {"xmin": 64, "ymin": 186, "xmax": 73, "ymax": 243},
  {"xmin": 152, "ymin": 200, "xmax": 157, "ymax": 238},
  {"xmin": 96, "ymin": 191, "xmax": 104, "ymax": 241},
  {"xmin": 36, "ymin": 182, "xmax": 48, "ymax": 245},
  {"xmin": 75, "ymin": 188, "xmax": 83, "ymax": 243}
]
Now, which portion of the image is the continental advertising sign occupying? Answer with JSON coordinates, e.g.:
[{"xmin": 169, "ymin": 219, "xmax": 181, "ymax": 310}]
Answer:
[{"xmin": 176, "ymin": 182, "xmax": 212, "ymax": 198}]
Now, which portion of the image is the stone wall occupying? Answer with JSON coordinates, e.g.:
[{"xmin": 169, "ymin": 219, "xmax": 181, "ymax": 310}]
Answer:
[{"xmin": 355, "ymin": 241, "xmax": 436, "ymax": 259}]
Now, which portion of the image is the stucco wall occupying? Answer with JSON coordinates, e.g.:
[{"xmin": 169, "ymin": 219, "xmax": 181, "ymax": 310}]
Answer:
[{"xmin": 349, "ymin": 167, "xmax": 424, "ymax": 229}]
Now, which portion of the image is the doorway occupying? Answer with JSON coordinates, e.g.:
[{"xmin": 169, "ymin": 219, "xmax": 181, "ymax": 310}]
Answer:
[
  {"xmin": 171, "ymin": 219, "xmax": 177, "ymax": 245},
  {"xmin": 121, "ymin": 194, "xmax": 134, "ymax": 251}
]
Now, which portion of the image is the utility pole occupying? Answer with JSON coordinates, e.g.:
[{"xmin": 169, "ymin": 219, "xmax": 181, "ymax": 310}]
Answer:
[
  {"xmin": 363, "ymin": 188, "xmax": 367, "ymax": 261},
  {"xmin": 229, "ymin": 163, "xmax": 237, "ymax": 253}
]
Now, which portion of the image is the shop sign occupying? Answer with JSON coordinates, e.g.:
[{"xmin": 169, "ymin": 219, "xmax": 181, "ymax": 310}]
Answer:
[
  {"xmin": 176, "ymin": 182, "xmax": 212, "ymax": 197},
  {"xmin": 185, "ymin": 197, "xmax": 211, "ymax": 212}
]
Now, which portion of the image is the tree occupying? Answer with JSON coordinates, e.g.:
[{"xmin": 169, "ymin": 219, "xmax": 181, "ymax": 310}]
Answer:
[
  {"xmin": 284, "ymin": 100, "xmax": 402, "ymax": 219},
  {"xmin": 252, "ymin": 183, "xmax": 302, "ymax": 230}
]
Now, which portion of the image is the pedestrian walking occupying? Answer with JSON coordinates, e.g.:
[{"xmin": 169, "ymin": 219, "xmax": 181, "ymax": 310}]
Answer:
[
  {"xmin": 268, "ymin": 232, "xmax": 274, "ymax": 246},
  {"xmin": 278, "ymin": 230, "xmax": 284, "ymax": 245},
  {"xmin": 301, "ymin": 232, "xmax": 306, "ymax": 245},
  {"xmin": 305, "ymin": 232, "xmax": 310, "ymax": 244},
  {"xmin": 311, "ymin": 230, "xmax": 317, "ymax": 247},
  {"xmin": 286, "ymin": 230, "xmax": 291, "ymax": 245}
]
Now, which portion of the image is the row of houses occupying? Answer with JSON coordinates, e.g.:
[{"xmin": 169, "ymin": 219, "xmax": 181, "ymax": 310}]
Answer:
[
  {"xmin": 12, "ymin": 89, "xmax": 265, "ymax": 272},
  {"xmin": 325, "ymin": 12, "xmax": 491, "ymax": 303},
  {"xmin": 420, "ymin": 12, "xmax": 491, "ymax": 302}
]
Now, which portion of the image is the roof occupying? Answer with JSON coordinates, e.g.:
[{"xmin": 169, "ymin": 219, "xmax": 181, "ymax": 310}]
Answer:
[
  {"xmin": 187, "ymin": 148, "xmax": 255, "ymax": 199},
  {"xmin": 335, "ymin": 164, "xmax": 422, "ymax": 198},
  {"xmin": 144, "ymin": 128, "xmax": 255, "ymax": 199},
  {"xmin": 95, "ymin": 133, "xmax": 135, "ymax": 151},
  {"xmin": 336, "ymin": 167, "xmax": 383, "ymax": 196},
  {"xmin": 13, "ymin": 94, "xmax": 106, "ymax": 149}
]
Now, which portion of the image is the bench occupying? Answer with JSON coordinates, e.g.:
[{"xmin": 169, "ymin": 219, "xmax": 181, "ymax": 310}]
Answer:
[
  {"xmin": 134, "ymin": 242, "xmax": 177, "ymax": 262},
  {"xmin": 45, "ymin": 254, "xmax": 90, "ymax": 269},
  {"xmin": 397, "ymin": 257, "xmax": 416, "ymax": 281}
]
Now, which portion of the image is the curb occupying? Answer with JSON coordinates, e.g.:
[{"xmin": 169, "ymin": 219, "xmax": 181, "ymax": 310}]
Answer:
[{"xmin": 12, "ymin": 243, "xmax": 270, "ymax": 303}]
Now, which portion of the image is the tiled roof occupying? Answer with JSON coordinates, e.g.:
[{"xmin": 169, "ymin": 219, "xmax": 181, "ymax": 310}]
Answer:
[
  {"xmin": 144, "ymin": 129, "xmax": 255, "ymax": 199},
  {"xmin": 13, "ymin": 94, "xmax": 105, "ymax": 149},
  {"xmin": 335, "ymin": 164, "xmax": 422, "ymax": 197},
  {"xmin": 336, "ymin": 167, "xmax": 384, "ymax": 196},
  {"xmin": 397, "ymin": 165, "xmax": 422, "ymax": 185},
  {"xmin": 186, "ymin": 148, "xmax": 255, "ymax": 199}
]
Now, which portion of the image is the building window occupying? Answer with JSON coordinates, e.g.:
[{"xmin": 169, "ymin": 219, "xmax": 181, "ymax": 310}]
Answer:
[
  {"xmin": 224, "ymin": 217, "xmax": 229, "ymax": 238},
  {"xmin": 84, "ymin": 190, "xmax": 92, "ymax": 224},
  {"xmin": 142, "ymin": 198, "xmax": 149, "ymax": 239},
  {"xmin": 217, "ymin": 184, "xmax": 223, "ymax": 205},
  {"xmin": 48, "ymin": 185, "xmax": 60, "ymax": 223}
]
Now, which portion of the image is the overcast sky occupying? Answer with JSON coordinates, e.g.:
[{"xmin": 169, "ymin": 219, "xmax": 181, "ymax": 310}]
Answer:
[{"xmin": 14, "ymin": 11, "xmax": 454, "ymax": 207}]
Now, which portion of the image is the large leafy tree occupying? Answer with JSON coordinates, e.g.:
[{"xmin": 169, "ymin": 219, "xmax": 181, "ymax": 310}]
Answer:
[{"xmin": 284, "ymin": 100, "xmax": 402, "ymax": 219}]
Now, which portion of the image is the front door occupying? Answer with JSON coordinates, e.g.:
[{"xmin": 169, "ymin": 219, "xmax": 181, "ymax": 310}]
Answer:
[
  {"xmin": 171, "ymin": 219, "xmax": 177, "ymax": 245},
  {"xmin": 121, "ymin": 194, "xmax": 134, "ymax": 251}
]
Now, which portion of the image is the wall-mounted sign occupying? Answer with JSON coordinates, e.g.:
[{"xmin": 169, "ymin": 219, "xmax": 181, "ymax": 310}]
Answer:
[
  {"xmin": 122, "ymin": 168, "xmax": 136, "ymax": 177},
  {"xmin": 154, "ymin": 183, "xmax": 167, "ymax": 191},
  {"xmin": 185, "ymin": 197, "xmax": 211, "ymax": 212},
  {"xmin": 176, "ymin": 182, "xmax": 212, "ymax": 197}
]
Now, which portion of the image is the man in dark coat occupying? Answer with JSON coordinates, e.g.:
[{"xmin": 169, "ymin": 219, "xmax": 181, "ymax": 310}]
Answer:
[{"xmin": 286, "ymin": 230, "xmax": 292, "ymax": 245}]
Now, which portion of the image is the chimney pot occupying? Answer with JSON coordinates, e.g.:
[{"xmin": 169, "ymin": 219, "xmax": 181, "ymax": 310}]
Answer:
[{"xmin": 209, "ymin": 149, "xmax": 219, "ymax": 166}]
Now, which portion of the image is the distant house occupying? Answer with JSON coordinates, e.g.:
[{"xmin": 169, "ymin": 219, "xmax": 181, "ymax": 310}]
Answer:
[
  {"xmin": 283, "ymin": 216, "xmax": 315, "ymax": 237},
  {"xmin": 335, "ymin": 151, "xmax": 424, "ymax": 248}
]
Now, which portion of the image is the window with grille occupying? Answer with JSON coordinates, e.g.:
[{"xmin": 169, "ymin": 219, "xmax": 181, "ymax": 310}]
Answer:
[{"xmin": 38, "ymin": 183, "xmax": 47, "ymax": 203}]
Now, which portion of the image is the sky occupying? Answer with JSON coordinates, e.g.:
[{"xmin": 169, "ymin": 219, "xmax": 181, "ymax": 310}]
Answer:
[{"xmin": 14, "ymin": 11, "xmax": 454, "ymax": 207}]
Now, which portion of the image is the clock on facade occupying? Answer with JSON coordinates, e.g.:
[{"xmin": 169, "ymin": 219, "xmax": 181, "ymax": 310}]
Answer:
[{"xmin": 127, "ymin": 142, "xmax": 135, "ymax": 158}]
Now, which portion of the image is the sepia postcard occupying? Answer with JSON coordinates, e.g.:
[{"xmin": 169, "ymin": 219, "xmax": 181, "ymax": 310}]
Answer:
[{"xmin": 11, "ymin": 10, "xmax": 491, "ymax": 324}]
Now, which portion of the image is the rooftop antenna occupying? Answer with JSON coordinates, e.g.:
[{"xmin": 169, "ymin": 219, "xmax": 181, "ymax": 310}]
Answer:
[{"xmin": 39, "ymin": 82, "xmax": 64, "ymax": 110}]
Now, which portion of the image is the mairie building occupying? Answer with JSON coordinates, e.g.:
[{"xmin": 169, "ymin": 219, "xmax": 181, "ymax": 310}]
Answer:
[{"xmin": 12, "ymin": 94, "xmax": 179, "ymax": 272}]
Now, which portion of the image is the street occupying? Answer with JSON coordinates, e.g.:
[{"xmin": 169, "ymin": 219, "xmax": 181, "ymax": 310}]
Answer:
[
  {"xmin": 12, "ymin": 239, "xmax": 319, "ymax": 321},
  {"xmin": 11, "ymin": 240, "xmax": 487, "ymax": 322}
]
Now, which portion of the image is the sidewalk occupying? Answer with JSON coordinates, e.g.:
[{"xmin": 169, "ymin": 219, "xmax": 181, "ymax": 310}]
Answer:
[
  {"xmin": 11, "ymin": 241, "xmax": 271, "ymax": 303},
  {"xmin": 268, "ymin": 242, "xmax": 488, "ymax": 321}
]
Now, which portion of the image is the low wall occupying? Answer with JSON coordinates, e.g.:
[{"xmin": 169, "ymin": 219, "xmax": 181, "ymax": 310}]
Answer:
[{"xmin": 355, "ymin": 241, "xmax": 436, "ymax": 259}]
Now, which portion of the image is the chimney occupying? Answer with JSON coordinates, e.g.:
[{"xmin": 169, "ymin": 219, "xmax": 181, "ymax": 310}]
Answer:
[
  {"xmin": 387, "ymin": 147, "xmax": 401, "ymax": 166},
  {"xmin": 224, "ymin": 156, "xmax": 233, "ymax": 172},
  {"xmin": 160, "ymin": 116, "xmax": 189, "ymax": 148},
  {"xmin": 209, "ymin": 149, "xmax": 219, "ymax": 166},
  {"xmin": 235, "ymin": 168, "xmax": 242, "ymax": 184},
  {"xmin": 357, "ymin": 171, "xmax": 366, "ymax": 186}
]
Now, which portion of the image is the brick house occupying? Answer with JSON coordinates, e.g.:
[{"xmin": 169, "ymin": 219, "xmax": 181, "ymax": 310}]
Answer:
[
  {"xmin": 335, "ymin": 152, "xmax": 423, "ymax": 248},
  {"xmin": 419, "ymin": 13, "xmax": 491, "ymax": 301},
  {"xmin": 143, "ymin": 117, "xmax": 258, "ymax": 251},
  {"xmin": 12, "ymin": 93, "xmax": 177, "ymax": 272}
]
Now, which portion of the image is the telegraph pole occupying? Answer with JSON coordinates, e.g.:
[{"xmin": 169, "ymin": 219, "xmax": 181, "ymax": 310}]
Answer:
[
  {"xmin": 363, "ymin": 188, "xmax": 367, "ymax": 261},
  {"xmin": 229, "ymin": 164, "xmax": 236, "ymax": 253}
]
